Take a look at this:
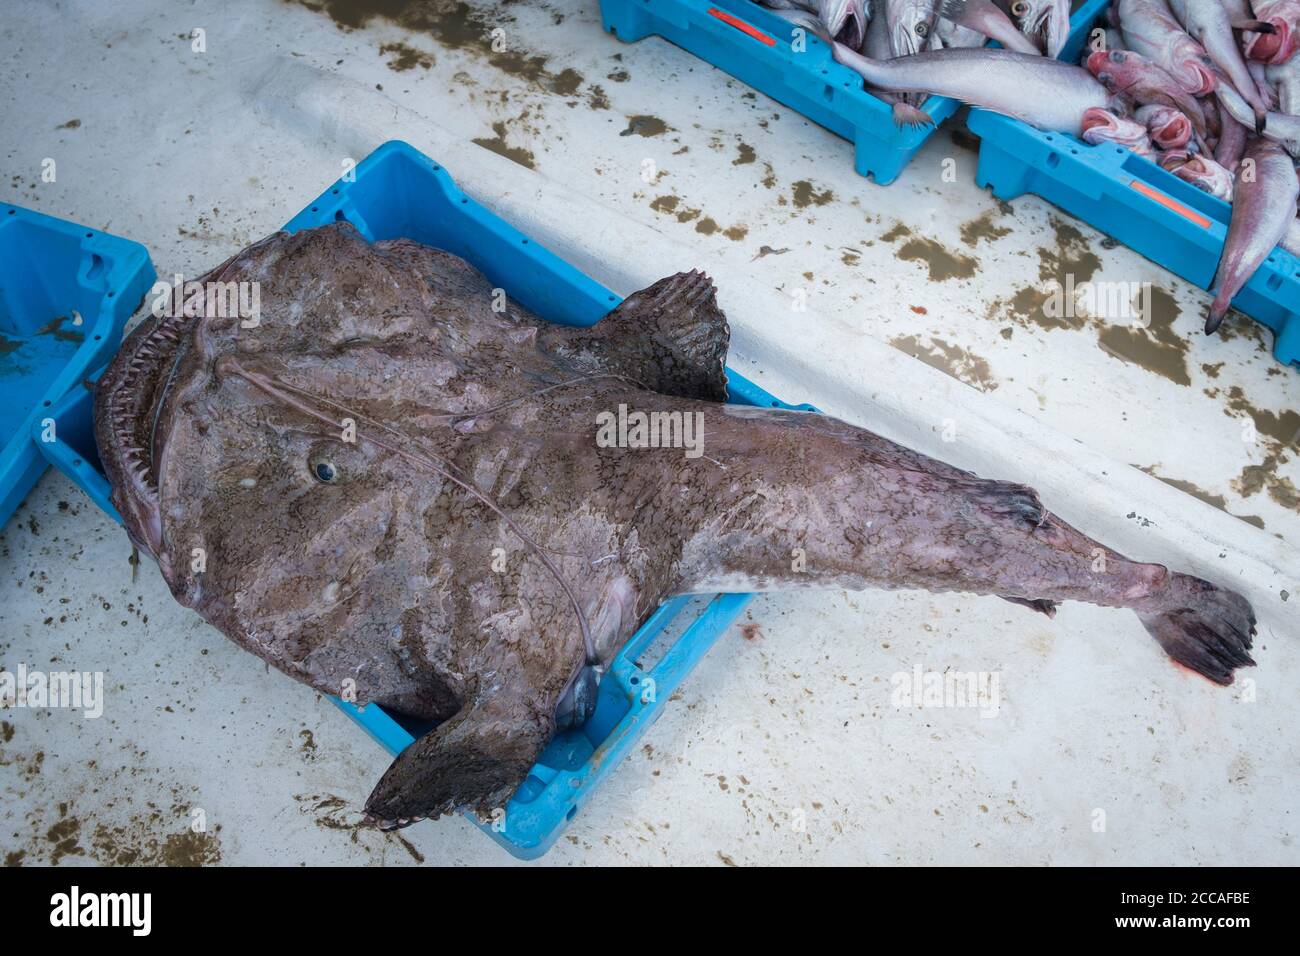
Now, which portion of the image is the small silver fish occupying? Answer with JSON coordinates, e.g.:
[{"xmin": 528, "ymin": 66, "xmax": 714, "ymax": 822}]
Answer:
[{"xmin": 833, "ymin": 44, "xmax": 1115, "ymax": 134}]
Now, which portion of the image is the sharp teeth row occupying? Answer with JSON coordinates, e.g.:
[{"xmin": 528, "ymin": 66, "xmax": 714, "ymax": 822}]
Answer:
[{"xmin": 106, "ymin": 318, "xmax": 186, "ymax": 496}]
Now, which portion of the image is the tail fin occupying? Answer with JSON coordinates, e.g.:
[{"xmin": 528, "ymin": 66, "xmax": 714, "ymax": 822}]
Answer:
[{"xmin": 1138, "ymin": 574, "xmax": 1256, "ymax": 685}]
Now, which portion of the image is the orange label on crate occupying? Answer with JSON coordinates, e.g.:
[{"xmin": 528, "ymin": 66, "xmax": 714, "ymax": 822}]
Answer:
[
  {"xmin": 708, "ymin": 7, "xmax": 776, "ymax": 46},
  {"xmin": 1129, "ymin": 180, "xmax": 1212, "ymax": 229}
]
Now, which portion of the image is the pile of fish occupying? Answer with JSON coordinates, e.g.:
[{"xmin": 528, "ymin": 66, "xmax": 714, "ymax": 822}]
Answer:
[
  {"xmin": 95, "ymin": 224, "xmax": 1255, "ymax": 828},
  {"xmin": 758, "ymin": 0, "xmax": 1071, "ymax": 126},
  {"xmin": 816, "ymin": 0, "xmax": 1300, "ymax": 332}
]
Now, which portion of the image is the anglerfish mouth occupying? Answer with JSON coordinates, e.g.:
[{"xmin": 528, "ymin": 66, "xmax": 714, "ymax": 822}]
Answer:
[{"xmin": 94, "ymin": 306, "xmax": 194, "ymax": 575}]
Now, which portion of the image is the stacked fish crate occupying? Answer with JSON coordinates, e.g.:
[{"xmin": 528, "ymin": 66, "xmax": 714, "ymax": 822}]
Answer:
[{"xmin": 968, "ymin": 0, "xmax": 1300, "ymax": 370}]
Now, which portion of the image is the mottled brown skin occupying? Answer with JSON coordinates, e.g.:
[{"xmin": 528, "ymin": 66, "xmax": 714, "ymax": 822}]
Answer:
[{"xmin": 95, "ymin": 224, "xmax": 1255, "ymax": 829}]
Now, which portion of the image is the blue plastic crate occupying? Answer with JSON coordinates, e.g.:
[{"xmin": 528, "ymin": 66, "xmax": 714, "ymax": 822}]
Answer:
[
  {"xmin": 599, "ymin": 0, "xmax": 1098, "ymax": 185},
  {"xmin": 600, "ymin": 0, "xmax": 958, "ymax": 184},
  {"xmin": 968, "ymin": 0, "xmax": 1300, "ymax": 370},
  {"xmin": 0, "ymin": 204, "xmax": 154, "ymax": 530},
  {"xmin": 37, "ymin": 140, "xmax": 814, "ymax": 859}
]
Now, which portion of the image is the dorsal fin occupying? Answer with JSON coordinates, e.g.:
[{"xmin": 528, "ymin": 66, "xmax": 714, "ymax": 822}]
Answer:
[{"xmin": 539, "ymin": 270, "xmax": 730, "ymax": 402}]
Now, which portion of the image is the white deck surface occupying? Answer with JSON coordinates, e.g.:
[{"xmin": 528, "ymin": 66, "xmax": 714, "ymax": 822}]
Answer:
[{"xmin": 0, "ymin": 0, "xmax": 1296, "ymax": 866}]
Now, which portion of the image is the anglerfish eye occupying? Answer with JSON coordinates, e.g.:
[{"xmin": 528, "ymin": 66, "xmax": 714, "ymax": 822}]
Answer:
[
  {"xmin": 311, "ymin": 457, "xmax": 340, "ymax": 484},
  {"xmin": 915, "ymin": 21, "xmax": 928, "ymax": 37},
  {"xmin": 1011, "ymin": 0, "xmax": 1030, "ymax": 17}
]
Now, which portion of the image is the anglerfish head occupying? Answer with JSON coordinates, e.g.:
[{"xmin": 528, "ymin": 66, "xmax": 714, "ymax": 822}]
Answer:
[{"xmin": 93, "ymin": 226, "xmax": 468, "ymax": 708}]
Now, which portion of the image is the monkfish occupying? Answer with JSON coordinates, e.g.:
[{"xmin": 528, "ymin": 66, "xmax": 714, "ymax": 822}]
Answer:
[{"xmin": 94, "ymin": 224, "xmax": 1256, "ymax": 829}]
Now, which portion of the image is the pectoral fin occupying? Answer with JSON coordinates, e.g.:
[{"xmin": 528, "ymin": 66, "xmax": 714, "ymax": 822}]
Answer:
[
  {"xmin": 538, "ymin": 270, "xmax": 730, "ymax": 402},
  {"xmin": 364, "ymin": 693, "xmax": 551, "ymax": 830}
]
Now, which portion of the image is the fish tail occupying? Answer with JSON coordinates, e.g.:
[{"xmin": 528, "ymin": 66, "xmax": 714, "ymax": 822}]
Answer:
[
  {"xmin": 673, "ymin": 413, "xmax": 1255, "ymax": 687},
  {"xmin": 1137, "ymin": 574, "xmax": 1256, "ymax": 686},
  {"xmin": 892, "ymin": 101, "xmax": 935, "ymax": 128}
]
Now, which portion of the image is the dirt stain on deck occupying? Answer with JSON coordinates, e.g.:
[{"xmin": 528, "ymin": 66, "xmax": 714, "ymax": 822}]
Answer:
[
  {"xmin": 734, "ymin": 142, "xmax": 756, "ymax": 165},
  {"xmin": 1096, "ymin": 286, "xmax": 1190, "ymax": 386},
  {"xmin": 650, "ymin": 194, "xmax": 699, "ymax": 222},
  {"xmin": 890, "ymin": 334, "xmax": 998, "ymax": 391},
  {"xmin": 1235, "ymin": 455, "xmax": 1300, "ymax": 511},
  {"xmin": 1138, "ymin": 466, "xmax": 1265, "ymax": 529},
  {"xmin": 987, "ymin": 218, "xmax": 1102, "ymax": 332},
  {"xmin": 46, "ymin": 806, "xmax": 85, "ymax": 865},
  {"xmin": 879, "ymin": 222, "xmax": 911, "ymax": 243},
  {"xmin": 648, "ymin": 195, "xmax": 745, "ymax": 238},
  {"xmin": 897, "ymin": 238, "xmax": 978, "ymax": 282},
  {"xmin": 293, "ymin": 0, "xmax": 586, "ymax": 95},
  {"xmin": 959, "ymin": 210, "xmax": 1011, "ymax": 247},
  {"xmin": 621, "ymin": 115, "xmax": 669, "ymax": 137},
  {"xmin": 1224, "ymin": 386, "xmax": 1300, "ymax": 449},
  {"xmin": 92, "ymin": 816, "xmax": 224, "ymax": 866},
  {"xmin": 379, "ymin": 40, "xmax": 434, "ymax": 71},
  {"xmin": 1221, "ymin": 386, "xmax": 1300, "ymax": 513},
  {"xmin": 791, "ymin": 180, "xmax": 834, "ymax": 208},
  {"xmin": 472, "ymin": 121, "xmax": 536, "ymax": 169}
]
